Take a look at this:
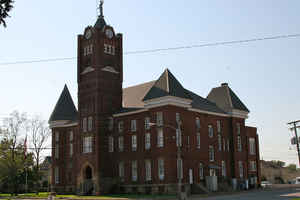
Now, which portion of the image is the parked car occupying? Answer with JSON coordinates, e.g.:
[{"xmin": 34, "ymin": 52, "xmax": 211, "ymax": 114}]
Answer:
[{"xmin": 261, "ymin": 181, "xmax": 272, "ymax": 188}]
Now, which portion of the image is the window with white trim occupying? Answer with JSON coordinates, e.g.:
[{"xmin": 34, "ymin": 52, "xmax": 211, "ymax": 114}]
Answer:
[
  {"xmin": 69, "ymin": 131, "xmax": 73, "ymax": 141},
  {"xmin": 118, "ymin": 136, "xmax": 124, "ymax": 152},
  {"xmin": 237, "ymin": 123, "xmax": 241, "ymax": 135},
  {"xmin": 145, "ymin": 117, "xmax": 150, "ymax": 130},
  {"xmin": 55, "ymin": 167, "xmax": 59, "ymax": 184},
  {"xmin": 132, "ymin": 160, "xmax": 138, "ymax": 181},
  {"xmin": 145, "ymin": 160, "xmax": 152, "ymax": 181},
  {"xmin": 157, "ymin": 129, "xmax": 164, "ymax": 147},
  {"xmin": 158, "ymin": 158, "xmax": 165, "ymax": 180},
  {"xmin": 83, "ymin": 117, "xmax": 87, "ymax": 132},
  {"xmin": 118, "ymin": 121, "xmax": 124, "ymax": 133},
  {"xmin": 176, "ymin": 113, "xmax": 181, "ymax": 124},
  {"xmin": 222, "ymin": 161, "xmax": 226, "ymax": 177},
  {"xmin": 196, "ymin": 117, "xmax": 201, "ymax": 130},
  {"xmin": 131, "ymin": 120, "xmax": 137, "ymax": 132},
  {"xmin": 199, "ymin": 163, "xmax": 204, "ymax": 180},
  {"xmin": 217, "ymin": 120, "xmax": 221, "ymax": 133},
  {"xmin": 177, "ymin": 158, "xmax": 183, "ymax": 180},
  {"xmin": 237, "ymin": 136, "xmax": 242, "ymax": 152},
  {"xmin": 119, "ymin": 162, "xmax": 125, "ymax": 182},
  {"xmin": 145, "ymin": 133, "xmax": 151, "ymax": 150},
  {"xmin": 208, "ymin": 125, "xmax": 214, "ymax": 138},
  {"xmin": 88, "ymin": 116, "xmax": 93, "ymax": 131},
  {"xmin": 196, "ymin": 132, "xmax": 201, "ymax": 149},
  {"xmin": 209, "ymin": 145, "xmax": 214, "ymax": 162},
  {"xmin": 249, "ymin": 138, "xmax": 256, "ymax": 155},
  {"xmin": 109, "ymin": 136, "xmax": 114, "ymax": 152},
  {"xmin": 239, "ymin": 161, "xmax": 243, "ymax": 178},
  {"xmin": 83, "ymin": 136, "xmax": 92, "ymax": 153},
  {"xmin": 176, "ymin": 129, "xmax": 182, "ymax": 147},
  {"xmin": 55, "ymin": 131, "xmax": 59, "ymax": 142},
  {"xmin": 249, "ymin": 161, "xmax": 257, "ymax": 171},
  {"xmin": 156, "ymin": 112, "xmax": 163, "ymax": 126},
  {"xmin": 218, "ymin": 134, "xmax": 222, "ymax": 151},
  {"xmin": 132, "ymin": 135, "xmax": 137, "ymax": 151}
]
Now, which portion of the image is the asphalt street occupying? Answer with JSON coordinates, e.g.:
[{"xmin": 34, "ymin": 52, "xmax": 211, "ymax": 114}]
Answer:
[{"xmin": 194, "ymin": 187, "xmax": 300, "ymax": 200}]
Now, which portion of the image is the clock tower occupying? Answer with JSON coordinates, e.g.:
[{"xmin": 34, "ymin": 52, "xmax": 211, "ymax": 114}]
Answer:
[{"xmin": 76, "ymin": 0, "xmax": 123, "ymax": 194}]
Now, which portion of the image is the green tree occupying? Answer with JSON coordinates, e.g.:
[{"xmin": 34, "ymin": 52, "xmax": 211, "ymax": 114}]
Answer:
[
  {"xmin": 286, "ymin": 164, "xmax": 297, "ymax": 171},
  {"xmin": 0, "ymin": 0, "xmax": 14, "ymax": 27}
]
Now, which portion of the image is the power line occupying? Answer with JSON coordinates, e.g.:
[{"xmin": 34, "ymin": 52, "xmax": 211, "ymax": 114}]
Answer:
[{"xmin": 1, "ymin": 33, "xmax": 300, "ymax": 67}]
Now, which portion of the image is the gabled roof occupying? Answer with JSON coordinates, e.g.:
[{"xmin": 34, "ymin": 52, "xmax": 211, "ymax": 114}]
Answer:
[
  {"xmin": 94, "ymin": 16, "xmax": 106, "ymax": 30},
  {"xmin": 143, "ymin": 69, "xmax": 192, "ymax": 101},
  {"xmin": 49, "ymin": 85, "xmax": 78, "ymax": 122},
  {"xmin": 207, "ymin": 83, "xmax": 249, "ymax": 113}
]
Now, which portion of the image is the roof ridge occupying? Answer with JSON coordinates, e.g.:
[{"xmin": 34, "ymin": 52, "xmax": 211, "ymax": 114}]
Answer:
[{"xmin": 124, "ymin": 80, "xmax": 156, "ymax": 90}]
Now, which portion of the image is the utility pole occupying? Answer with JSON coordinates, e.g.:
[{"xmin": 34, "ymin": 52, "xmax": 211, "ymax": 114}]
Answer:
[{"xmin": 288, "ymin": 120, "xmax": 300, "ymax": 167}]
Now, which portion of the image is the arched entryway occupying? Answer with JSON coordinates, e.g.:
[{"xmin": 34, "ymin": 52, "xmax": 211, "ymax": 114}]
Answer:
[{"xmin": 83, "ymin": 165, "xmax": 94, "ymax": 195}]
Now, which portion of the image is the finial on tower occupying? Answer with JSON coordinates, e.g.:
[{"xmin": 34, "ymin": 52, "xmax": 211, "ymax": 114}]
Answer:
[{"xmin": 99, "ymin": 0, "xmax": 104, "ymax": 18}]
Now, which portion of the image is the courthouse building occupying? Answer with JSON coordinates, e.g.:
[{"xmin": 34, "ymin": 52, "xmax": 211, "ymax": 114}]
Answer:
[{"xmin": 49, "ymin": 2, "xmax": 260, "ymax": 195}]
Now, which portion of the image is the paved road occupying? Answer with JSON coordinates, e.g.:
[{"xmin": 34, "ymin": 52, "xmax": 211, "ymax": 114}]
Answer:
[{"xmin": 192, "ymin": 188, "xmax": 300, "ymax": 200}]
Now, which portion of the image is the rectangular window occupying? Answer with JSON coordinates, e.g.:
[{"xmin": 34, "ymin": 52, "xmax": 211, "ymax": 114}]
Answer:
[
  {"xmin": 132, "ymin": 160, "xmax": 138, "ymax": 181},
  {"xmin": 209, "ymin": 145, "xmax": 214, "ymax": 162},
  {"xmin": 199, "ymin": 163, "xmax": 204, "ymax": 180},
  {"xmin": 145, "ymin": 117, "xmax": 150, "ymax": 130},
  {"xmin": 70, "ymin": 143, "xmax": 73, "ymax": 157},
  {"xmin": 69, "ymin": 131, "xmax": 73, "ymax": 141},
  {"xmin": 118, "ymin": 121, "xmax": 124, "ymax": 133},
  {"xmin": 55, "ymin": 144, "xmax": 59, "ymax": 159},
  {"xmin": 196, "ymin": 117, "xmax": 201, "ymax": 130},
  {"xmin": 237, "ymin": 123, "xmax": 241, "ymax": 135},
  {"xmin": 132, "ymin": 135, "xmax": 137, "ymax": 151},
  {"xmin": 118, "ymin": 136, "xmax": 124, "ymax": 152},
  {"xmin": 158, "ymin": 158, "xmax": 165, "ymax": 180},
  {"xmin": 177, "ymin": 158, "xmax": 183, "ymax": 180},
  {"xmin": 237, "ymin": 136, "xmax": 242, "ymax": 152},
  {"xmin": 249, "ymin": 161, "xmax": 257, "ymax": 171},
  {"xmin": 196, "ymin": 132, "xmax": 201, "ymax": 149},
  {"xmin": 157, "ymin": 129, "xmax": 164, "ymax": 147},
  {"xmin": 55, "ymin": 131, "xmax": 59, "ymax": 142},
  {"xmin": 83, "ymin": 136, "xmax": 92, "ymax": 153},
  {"xmin": 145, "ymin": 133, "xmax": 151, "ymax": 150},
  {"xmin": 55, "ymin": 167, "xmax": 59, "ymax": 184},
  {"xmin": 239, "ymin": 161, "xmax": 243, "ymax": 178},
  {"xmin": 108, "ymin": 118, "xmax": 114, "ymax": 131},
  {"xmin": 218, "ymin": 134, "xmax": 222, "ymax": 151},
  {"xmin": 156, "ymin": 112, "xmax": 163, "ymax": 127},
  {"xmin": 131, "ymin": 120, "xmax": 137, "ymax": 132},
  {"xmin": 83, "ymin": 117, "xmax": 87, "ymax": 132},
  {"xmin": 119, "ymin": 162, "xmax": 125, "ymax": 181},
  {"xmin": 109, "ymin": 136, "xmax": 114, "ymax": 152},
  {"xmin": 176, "ymin": 113, "xmax": 181, "ymax": 123},
  {"xmin": 176, "ymin": 129, "xmax": 182, "ymax": 147},
  {"xmin": 88, "ymin": 116, "xmax": 93, "ymax": 131},
  {"xmin": 222, "ymin": 161, "xmax": 226, "ymax": 177},
  {"xmin": 208, "ymin": 125, "xmax": 214, "ymax": 138},
  {"xmin": 217, "ymin": 120, "xmax": 221, "ymax": 133},
  {"xmin": 145, "ymin": 160, "xmax": 152, "ymax": 181},
  {"xmin": 249, "ymin": 138, "xmax": 256, "ymax": 155}
]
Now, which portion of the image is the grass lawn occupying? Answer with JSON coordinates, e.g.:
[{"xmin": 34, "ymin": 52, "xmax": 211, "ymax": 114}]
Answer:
[
  {"xmin": 56, "ymin": 194, "xmax": 176, "ymax": 199},
  {"xmin": 0, "ymin": 192, "xmax": 50, "ymax": 198}
]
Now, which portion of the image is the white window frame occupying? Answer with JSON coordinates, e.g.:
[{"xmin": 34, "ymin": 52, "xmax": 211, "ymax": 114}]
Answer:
[
  {"xmin": 88, "ymin": 116, "xmax": 93, "ymax": 131},
  {"xmin": 156, "ymin": 112, "xmax": 163, "ymax": 127},
  {"xmin": 132, "ymin": 160, "xmax": 138, "ymax": 181},
  {"xmin": 196, "ymin": 117, "xmax": 201, "ymax": 130},
  {"xmin": 118, "ymin": 136, "xmax": 124, "ymax": 152},
  {"xmin": 145, "ymin": 160, "xmax": 152, "ymax": 181},
  {"xmin": 237, "ymin": 123, "xmax": 241, "ymax": 135},
  {"xmin": 176, "ymin": 129, "xmax": 182, "ymax": 147},
  {"xmin": 132, "ymin": 135, "xmax": 137, "ymax": 151},
  {"xmin": 145, "ymin": 117, "xmax": 150, "ymax": 130},
  {"xmin": 199, "ymin": 163, "xmax": 204, "ymax": 180},
  {"xmin": 158, "ymin": 158, "xmax": 165, "ymax": 180},
  {"xmin": 83, "ymin": 136, "xmax": 92, "ymax": 153},
  {"xmin": 249, "ymin": 138, "xmax": 256, "ymax": 155},
  {"xmin": 176, "ymin": 113, "xmax": 181, "ymax": 124},
  {"xmin": 83, "ymin": 117, "xmax": 87, "ymax": 132},
  {"xmin": 177, "ymin": 158, "xmax": 183, "ymax": 180},
  {"xmin": 250, "ymin": 161, "xmax": 257, "ymax": 172},
  {"xmin": 109, "ymin": 136, "xmax": 114, "ymax": 153},
  {"xmin": 131, "ymin": 120, "xmax": 137, "ymax": 132},
  {"xmin": 69, "ymin": 131, "xmax": 73, "ymax": 141},
  {"xmin": 196, "ymin": 132, "xmax": 201, "ymax": 149},
  {"xmin": 145, "ymin": 133, "xmax": 151, "ymax": 150},
  {"xmin": 218, "ymin": 134, "xmax": 222, "ymax": 151},
  {"xmin": 239, "ymin": 161, "xmax": 243, "ymax": 178},
  {"xmin": 118, "ymin": 121, "xmax": 124, "ymax": 133},
  {"xmin": 237, "ymin": 136, "xmax": 242, "ymax": 152},
  {"xmin": 208, "ymin": 125, "xmax": 214, "ymax": 138},
  {"xmin": 209, "ymin": 145, "xmax": 214, "ymax": 162},
  {"xmin": 217, "ymin": 120, "xmax": 221, "ymax": 133},
  {"xmin": 157, "ymin": 129, "xmax": 164, "ymax": 147}
]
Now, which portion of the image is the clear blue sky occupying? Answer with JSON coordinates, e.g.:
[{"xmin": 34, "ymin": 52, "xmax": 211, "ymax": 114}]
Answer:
[{"xmin": 1, "ymin": 0, "xmax": 300, "ymax": 166}]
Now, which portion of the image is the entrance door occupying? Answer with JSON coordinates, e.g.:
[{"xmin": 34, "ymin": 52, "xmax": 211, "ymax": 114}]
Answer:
[{"xmin": 83, "ymin": 166, "xmax": 94, "ymax": 195}]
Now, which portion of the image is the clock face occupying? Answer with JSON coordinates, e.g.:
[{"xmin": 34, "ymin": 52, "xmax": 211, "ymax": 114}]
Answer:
[
  {"xmin": 105, "ymin": 29, "xmax": 114, "ymax": 39},
  {"xmin": 85, "ymin": 29, "xmax": 92, "ymax": 39}
]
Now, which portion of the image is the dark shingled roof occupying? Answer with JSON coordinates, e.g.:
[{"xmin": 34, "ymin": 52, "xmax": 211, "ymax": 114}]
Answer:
[
  {"xmin": 94, "ymin": 16, "xmax": 106, "ymax": 30},
  {"xmin": 143, "ymin": 69, "xmax": 192, "ymax": 101},
  {"xmin": 207, "ymin": 83, "xmax": 249, "ymax": 113},
  {"xmin": 49, "ymin": 85, "xmax": 78, "ymax": 122}
]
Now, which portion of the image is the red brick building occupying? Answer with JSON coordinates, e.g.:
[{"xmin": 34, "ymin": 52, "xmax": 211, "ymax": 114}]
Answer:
[{"xmin": 49, "ymin": 3, "xmax": 260, "ymax": 195}]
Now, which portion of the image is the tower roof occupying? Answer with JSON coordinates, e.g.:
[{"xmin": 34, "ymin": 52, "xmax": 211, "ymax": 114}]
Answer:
[
  {"xmin": 49, "ymin": 85, "xmax": 78, "ymax": 122},
  {"xmin": 143, "ymin": 69, "xmax": 192, "ymax": 101}
]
